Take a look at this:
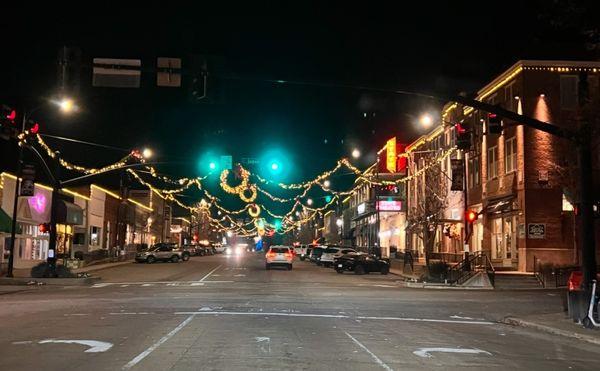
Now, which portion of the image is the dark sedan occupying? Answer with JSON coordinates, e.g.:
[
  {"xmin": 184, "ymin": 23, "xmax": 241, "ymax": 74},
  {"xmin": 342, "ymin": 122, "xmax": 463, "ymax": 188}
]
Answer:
[{"xmin": 335, "ymin": 253, "xmax": 390, "ymax": 275}]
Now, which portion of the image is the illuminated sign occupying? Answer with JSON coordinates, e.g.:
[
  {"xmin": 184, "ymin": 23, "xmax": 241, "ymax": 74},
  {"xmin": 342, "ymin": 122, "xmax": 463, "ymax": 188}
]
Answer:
[
  {"xmin": 386, "ymin": 137, "xmax": 397, "ymax": 173},
  {"xmin": 357, "ymin": 203, "xmax": 366, "ymax": 215},
  {"xmin": 377, "ymin": 200, "xmax": 403, "ymax": 211},
  {"xmin": 28, "ymin": 193, "xmax": 47, "ymax": 214},
  {"xmin": 170, "ymin": 226, "xmax": 183, "ymax": 234}
]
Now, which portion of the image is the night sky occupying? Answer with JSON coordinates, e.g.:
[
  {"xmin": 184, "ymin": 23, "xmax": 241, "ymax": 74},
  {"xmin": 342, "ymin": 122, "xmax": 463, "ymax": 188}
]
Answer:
[{"xmin": 1, "ymin": 1, "xmax": 598, "ymax": 212}]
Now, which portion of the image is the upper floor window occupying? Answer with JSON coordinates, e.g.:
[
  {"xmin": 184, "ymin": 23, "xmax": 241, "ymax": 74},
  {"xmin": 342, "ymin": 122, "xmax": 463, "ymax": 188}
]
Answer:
[
  {"xmin": 505, "ymin": 137, "xmax": 517, "ymax": 173},
  {"xmin": 560, "ymin": 75, "xmax": 578, "ymax": 110},
  {"xmin": 488, "ymin": 146, "xmax": 499, "ymax": 179},
  {"xmin": 468, "ymin": 156, "xmax": 481, "ymax": 189},
  {"xmin": 504, "ymin": 82, "xmax": 516, "ymax": 112}
]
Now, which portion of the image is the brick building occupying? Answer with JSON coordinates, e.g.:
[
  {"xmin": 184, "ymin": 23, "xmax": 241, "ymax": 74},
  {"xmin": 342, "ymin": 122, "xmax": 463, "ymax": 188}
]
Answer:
[{"xmin": 407, "ymin": 60, "xmax": 600, "ymax": 271}]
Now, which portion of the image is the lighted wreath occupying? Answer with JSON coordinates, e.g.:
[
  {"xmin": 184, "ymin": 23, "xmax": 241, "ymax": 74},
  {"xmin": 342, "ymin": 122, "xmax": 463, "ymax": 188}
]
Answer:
[
  {"xmin": 248, "ymin": 204, "xmax": 261, "ymax": 218},
  {"xmin": 220, "ymin": 167, "xmax": 250, "ymax": 194},
  {"xmin": 239, "ymin": 186, "xmax": 257, "ymax": 203}
]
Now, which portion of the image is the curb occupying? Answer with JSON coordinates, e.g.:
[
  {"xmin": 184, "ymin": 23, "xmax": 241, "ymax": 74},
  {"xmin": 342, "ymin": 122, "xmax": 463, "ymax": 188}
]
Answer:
[
  {"xmin": 0, "ymin": 276, "xmax": 101, "ymax": 286},
  {"xmin": 396, "ymin": 281, "xmax": 494, "ymax": 290},
  {"xmin": 72, "ymin": 260, "xmax": 134, "ymax": 274},
  {"xmin": 501, "ymin": 317, "xmax": 600, "ymax": 346}
]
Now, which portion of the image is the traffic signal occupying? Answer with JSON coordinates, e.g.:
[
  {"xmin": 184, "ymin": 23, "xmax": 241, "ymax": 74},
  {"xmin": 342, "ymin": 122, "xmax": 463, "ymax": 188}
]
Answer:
[
  {"xmin": 455, "ymin": 122, "xmax": 471, "ymax": 150},
  {"xmin": 487, "ymin": 113, "xmax": 502, "ymax": 134},
  {"xmin": 1, "ymin": 105, "xmax": 17, "ymax": 140},
  {"xmin": 465, "ymin": 210, "xmax": 478, "ymax": 224},
  {"xmin": 38, "ymin": 223, "xmax": 50, "ymax": 233}
]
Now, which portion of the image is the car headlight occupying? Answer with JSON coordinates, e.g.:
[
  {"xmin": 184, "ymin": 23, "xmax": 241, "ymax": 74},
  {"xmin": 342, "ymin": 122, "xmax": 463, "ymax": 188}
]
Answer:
[{"xmin": 225, "ymin": 248, "xmax": 232, "ymax": 255}]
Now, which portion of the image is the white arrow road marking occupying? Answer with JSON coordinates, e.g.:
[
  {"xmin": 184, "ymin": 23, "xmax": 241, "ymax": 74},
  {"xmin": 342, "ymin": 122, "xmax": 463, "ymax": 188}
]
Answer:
[
  {"xmin": 39, "ymin": 339, "xmax": 113, "ymax": 353},
  {"xmin": 413, "ymin": 347, "xmax": 492, "ymax": 358},
  {"xmin": 345, "ymin": 332, "xmax": 393, "ymax": 371}
]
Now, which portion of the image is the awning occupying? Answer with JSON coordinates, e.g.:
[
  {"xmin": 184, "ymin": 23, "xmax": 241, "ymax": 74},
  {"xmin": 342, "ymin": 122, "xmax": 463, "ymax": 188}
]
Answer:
[
  {"xmin": 56, "ymin": 200, "xmax": 84, "ymax": 225},
  {"xmin": 0, "ymin": 208, "xmax": 12, "ymax": 233},
  {"xmin": 483, "ymin": 196, "xmax": 518, "ymax": 215}
]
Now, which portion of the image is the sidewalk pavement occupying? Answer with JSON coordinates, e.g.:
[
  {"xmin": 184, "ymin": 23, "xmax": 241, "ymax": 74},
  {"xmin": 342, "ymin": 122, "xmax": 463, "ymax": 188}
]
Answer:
[
  {"xmin": 7, "ymin": 259, "xmax": 134, "ymax": 278},
  {"xmin": 501, "ymin": 312, "xmax": 600, "ymax": 346}
]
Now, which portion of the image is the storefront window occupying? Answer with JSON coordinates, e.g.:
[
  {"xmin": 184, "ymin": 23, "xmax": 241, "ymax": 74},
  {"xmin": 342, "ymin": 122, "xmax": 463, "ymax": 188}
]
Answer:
[{"xmin": 492, "ymin": 218, "xmax": 503, "ymax": 259}]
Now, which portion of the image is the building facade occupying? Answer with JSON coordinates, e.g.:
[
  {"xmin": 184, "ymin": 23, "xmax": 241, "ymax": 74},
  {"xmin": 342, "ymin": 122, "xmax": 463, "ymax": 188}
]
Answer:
[{"xmin": 407, "ymin": 60, "xmax": 600, "ymax": 271}]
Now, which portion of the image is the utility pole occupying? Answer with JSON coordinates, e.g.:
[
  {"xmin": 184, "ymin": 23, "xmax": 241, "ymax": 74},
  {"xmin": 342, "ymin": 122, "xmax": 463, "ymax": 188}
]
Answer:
[{"xmin": 46, "ymin": 151, "xmax": 60, "ymax": 277}]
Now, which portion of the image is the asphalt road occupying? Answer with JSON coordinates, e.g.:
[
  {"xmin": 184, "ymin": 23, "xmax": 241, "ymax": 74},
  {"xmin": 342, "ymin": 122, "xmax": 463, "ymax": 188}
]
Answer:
[{"xmin": 1, "ymin": 253, "xmax": 599, "ymax": 370}]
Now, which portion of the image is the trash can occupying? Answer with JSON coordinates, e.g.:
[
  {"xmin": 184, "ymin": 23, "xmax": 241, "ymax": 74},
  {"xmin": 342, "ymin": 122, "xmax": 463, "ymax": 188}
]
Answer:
[{"xmin": 567, "ymin": 271, "xmax": 587, "ymax": 322}]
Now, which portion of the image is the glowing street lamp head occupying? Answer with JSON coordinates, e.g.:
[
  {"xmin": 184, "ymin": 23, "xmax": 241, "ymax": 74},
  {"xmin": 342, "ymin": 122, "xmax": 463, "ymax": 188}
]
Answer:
[
  {"xmin": 142, "ymin": 148, "xmax": 153, "ymax": 159},
  {"xmin": 336, "ymin": 218, "xmax": 343, "ymax": 227},
  {"xmin": 209, "ymin": 162, "xmax": 217, "ymax": 170},
  {"xmin": 352, "ymin": 149, "xmax": 361, "ymax": 159},
  {"xmin": 419, "ymin": 113, "xmax": 433, "ymax": 127},
  {"xmin": 271, "ymin": 162, "xmax": 279, "ymax": 171},
  {"xmin": 307, "ymin": 198, "xmax": 313, "ymax": 206},
  {"xmin": 323, "ymin": 180, "xmax": 331, "ymax": 188},
  {"xmin": 59, "ymin": 98, "xmax": 75, "ymax": 113}
]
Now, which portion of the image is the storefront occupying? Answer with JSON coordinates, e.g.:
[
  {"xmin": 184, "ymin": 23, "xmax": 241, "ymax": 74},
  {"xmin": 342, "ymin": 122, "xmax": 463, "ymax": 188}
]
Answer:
[{"xmin": 484, "ymin": 197, "xmax": 519, "ymax": 268}]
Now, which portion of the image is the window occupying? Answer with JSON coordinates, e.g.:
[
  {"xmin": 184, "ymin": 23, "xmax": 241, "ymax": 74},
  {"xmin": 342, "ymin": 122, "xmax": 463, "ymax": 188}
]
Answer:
[
  {"xmin": 89, "ymin": 226, "xmax": 101, "ymax": 246},
  {"xmin": 468, "ymin": 157, "xmax": 481, "ymax": 188},
  {"xmin": 560, "ymin": 75, "xmax": 578, "ymax": 110},
  {"xmin": 504, "ymin": 83, "xmax": 515, "ymax": 112},
  {"xmin": 488, "ymin": 146, "xmax": 498, "ymax": 179},
  {"xmin": 505, "ymin": 137, "xmax": 517, "ymax": 173}
]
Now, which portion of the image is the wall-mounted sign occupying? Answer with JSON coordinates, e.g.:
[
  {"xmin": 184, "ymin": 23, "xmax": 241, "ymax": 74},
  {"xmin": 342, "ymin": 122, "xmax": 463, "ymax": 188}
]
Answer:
[
  {"xmin": 386, "ymin": 137, "xmax": 397, "ymax": 173},
  {"xmin": 376, "ymin": 200, "xmax": 403, "ymax": 212},
  {"xmin": 357, "ymin": 203, "xmax": 366, "ymax": 215},
  {"xmin": 527, "ymin": 223, "xmax": 546, "ymax": 239}
]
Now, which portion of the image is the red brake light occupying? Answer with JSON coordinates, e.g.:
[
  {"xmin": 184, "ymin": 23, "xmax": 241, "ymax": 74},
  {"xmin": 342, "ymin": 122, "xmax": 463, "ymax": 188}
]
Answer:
[
  {"xmin": 6, "ymin": 110, "xmax": 16, "ymax": 122},
  {"xmin": 266, "ymin": 251, "xmax": 275, "ymax": 258},
  {"xmin": 30, "ymin": 123, "xmax": 39, "ymax": 134}
]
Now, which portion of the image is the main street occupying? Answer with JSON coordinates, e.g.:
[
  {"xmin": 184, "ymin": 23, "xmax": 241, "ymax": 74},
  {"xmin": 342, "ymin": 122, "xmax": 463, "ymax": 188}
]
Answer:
[{"xmin": 1, "ymin": 253, "xmax": 599, "ymax": 370}]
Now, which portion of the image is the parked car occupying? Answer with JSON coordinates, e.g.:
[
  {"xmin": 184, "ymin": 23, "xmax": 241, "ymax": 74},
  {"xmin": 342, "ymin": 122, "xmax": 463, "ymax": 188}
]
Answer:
[
  {"xmin": 294, "ymin": 245, "xmax": 308, "ymax": 260},
  {"xmin": 213, "ymin": 244, "xmax": 227, "ymax": 254},
  {"xmin": 135, "ymin": 243, "xmax": 187, "ymax": 263},
  {"xmin": 265, "ymin": 245, "xmax": 293, "ymax": 270},
  {"xmin": 320, "ymin": 247, "xmax": 356, "ymax": 268},
  {"xmin": 335, "ymin": 253, "xmax": 390, "ymax": 275},
  {"xmin": 309, "ymin": 246, "xmax": 326, "ymax": 265},
  {"xmin": 181, "ymin": 244, "xmax": 199, "ymax": 257}
]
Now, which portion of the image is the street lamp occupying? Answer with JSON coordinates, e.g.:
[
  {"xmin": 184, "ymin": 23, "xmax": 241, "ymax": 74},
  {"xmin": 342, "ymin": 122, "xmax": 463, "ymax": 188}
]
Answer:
[
  {"xmin": 419, "ymin": 113, "xmax": 433, "ymax": 128},
  {"xmin": 306, "ymin": 198, "xmax": 313, "ymax": 206},
  {"xmin": 209, "ymin": 162, "xmax": 216, "ymax": 170},
  {"xmin": 142, "ymin": 148, "xmax": 153, "ymax": 159},
  {"xmin": 58, "ymin": 98, "xmax": 76, "ymax": 113},
  {"xmin": 323, "ymin": 180, "xmax": 330, "ymax": 188},
  {"xmin": 336, "ymin": 218, "xmax": 343, "ymax": 227},
  {"xmin": 352, "ymin": 149, "xmax": 361, "ymax": 159}
]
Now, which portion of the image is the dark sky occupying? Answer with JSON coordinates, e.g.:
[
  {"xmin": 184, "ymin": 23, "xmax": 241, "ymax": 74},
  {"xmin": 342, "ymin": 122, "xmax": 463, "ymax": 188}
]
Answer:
[{"xmin": 1, "ymin": 1, "xmax": 598, "ymax": 212}]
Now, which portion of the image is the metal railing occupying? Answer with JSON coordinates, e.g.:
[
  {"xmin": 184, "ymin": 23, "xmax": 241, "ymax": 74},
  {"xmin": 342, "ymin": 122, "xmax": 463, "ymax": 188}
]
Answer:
[
  {"xmin": 447, "ymin": 251, "xmax": 495, "ymax": 287},
  {"xmin": 533, "ymin": 255, "xmax": 579, "ymax": 288}
]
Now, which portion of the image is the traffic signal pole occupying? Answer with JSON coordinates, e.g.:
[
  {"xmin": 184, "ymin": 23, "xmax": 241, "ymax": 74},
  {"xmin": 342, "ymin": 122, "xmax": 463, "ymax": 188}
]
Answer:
[{"xmin": 6, "ymin": 111, "xmax": 27, "ymax": 277}]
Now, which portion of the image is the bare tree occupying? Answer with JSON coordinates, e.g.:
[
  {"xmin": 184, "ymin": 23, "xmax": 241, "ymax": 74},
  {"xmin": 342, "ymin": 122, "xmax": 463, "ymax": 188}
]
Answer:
[{"xmin": 406, "ymin": 151, "xmax": 449, "ymax": 266}]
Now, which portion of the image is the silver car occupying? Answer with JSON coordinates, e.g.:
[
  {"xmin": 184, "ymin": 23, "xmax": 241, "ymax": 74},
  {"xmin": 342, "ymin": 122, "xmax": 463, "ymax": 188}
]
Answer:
[{"xmin": 135, "ymin": 243, "xmax": 186, "ymax": 263}]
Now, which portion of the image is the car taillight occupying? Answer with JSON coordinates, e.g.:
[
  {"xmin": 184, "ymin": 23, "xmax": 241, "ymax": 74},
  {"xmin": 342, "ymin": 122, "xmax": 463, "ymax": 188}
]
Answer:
[
  {"xmin": 266, "ymin": 252, "xmax": 276, "ymax": 259},
  {"xmin": 285, "ymin": 252, "xmax": 292, "ymax": 259}
]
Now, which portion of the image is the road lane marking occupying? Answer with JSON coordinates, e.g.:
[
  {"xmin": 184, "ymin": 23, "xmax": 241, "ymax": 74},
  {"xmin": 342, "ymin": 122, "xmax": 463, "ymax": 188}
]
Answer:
[
  {"xmin": 413, "ymin": 347, "xmax": 492, "ymax": 358},
  {"xmin": 344, "ymin": 332, "xmax": 393, "ymax": 371},
  {"xmin": 122, "ymin": 314, "xmax": 195, "ymax": 369},
  {"xmin": 190, "ymin": 283, "xmax": 204, "ymax": 286},
  {"xmin": 198, "ymin": 265, "xmax": 222, "ymax": 282},
  {"xmin": 171, "ymin": 311, "xmax": 494, "ymax": 325},
  {"xmin": 12, "ymin": 341, "xmax": 33, "ymax": 345},
  {"xmin": 39, "ymin": 339, "xmax": 113, "ymax": 353}
]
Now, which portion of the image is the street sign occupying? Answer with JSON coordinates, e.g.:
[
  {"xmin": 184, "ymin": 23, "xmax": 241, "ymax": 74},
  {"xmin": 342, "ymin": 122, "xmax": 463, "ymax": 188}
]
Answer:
[
  {"xmin": 156, "ymin": 57, "xmax": 182, "ymax": 87},
  {"xmin": 450, "ymin": 159, "xmax": 464, "ymax": 191},
  {"xmin": 93, "ymin": 58, "xmax": 141, "ymax": 88},
  {"xmin": 20, "ymin": 164, "xmax": 35, "ymax": 197},
  {"xmin": 527, "ymin": 223, "xmax": 546, "ymax": 239}
]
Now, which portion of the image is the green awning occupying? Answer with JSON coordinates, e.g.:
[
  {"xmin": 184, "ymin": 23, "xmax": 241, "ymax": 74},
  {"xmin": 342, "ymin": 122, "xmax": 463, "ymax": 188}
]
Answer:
[{"xmin": 0, "ymin": 208, "xmax": 13, "ymax": 233}]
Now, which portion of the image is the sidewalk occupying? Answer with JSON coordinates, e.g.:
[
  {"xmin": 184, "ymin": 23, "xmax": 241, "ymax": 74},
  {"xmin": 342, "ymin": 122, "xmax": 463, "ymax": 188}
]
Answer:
[{"xmin": 501, "ymin": 312, "xmax": 600, "ymax": 346}]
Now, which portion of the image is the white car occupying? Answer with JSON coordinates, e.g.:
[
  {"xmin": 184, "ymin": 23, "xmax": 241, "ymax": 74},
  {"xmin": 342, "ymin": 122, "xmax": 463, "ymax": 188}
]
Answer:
[
  {"xmin": 265, "ymin": 245, "xmax": 293, "ymax": 270},
  {"xmin": 320, "ymin": 247, "xmax": 356, "ymax": 268}
]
